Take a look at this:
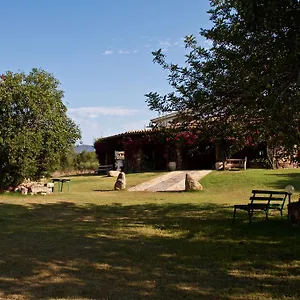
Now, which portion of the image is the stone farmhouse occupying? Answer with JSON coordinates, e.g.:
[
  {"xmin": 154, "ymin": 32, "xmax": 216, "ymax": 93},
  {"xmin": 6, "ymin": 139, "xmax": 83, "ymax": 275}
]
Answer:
[{"xmin": 94, "ymin": 113, "xmax": 275, "ymax": 173}]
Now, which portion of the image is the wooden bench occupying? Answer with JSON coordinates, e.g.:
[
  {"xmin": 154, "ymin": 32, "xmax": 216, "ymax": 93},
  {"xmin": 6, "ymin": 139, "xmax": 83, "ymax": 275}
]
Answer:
[
  {"xmin": 96, "ymin": 164, "xmax": 114, "ymax": 175},
  {"xmin": 233, "ymin": 190, "xmax": 291, "ymax": 223},
  {"xmin": 225, "ymin": 157, "xmax": 247, "ymax": 170}
]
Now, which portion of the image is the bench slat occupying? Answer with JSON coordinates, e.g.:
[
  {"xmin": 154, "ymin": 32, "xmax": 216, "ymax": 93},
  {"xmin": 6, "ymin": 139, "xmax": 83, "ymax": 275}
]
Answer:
[
  {"xmin": 98, "ymin": 165, "xmax": 113, "ymax": 168},
  {"xmin": 234, "ymin": 204, "xmax": 269, "ymax": 210},
  {"xmin": 225, "ymin": 157, "xmax": 247, "ymax": 170},
  {"xmin": 269, "ymin": 204, "xmax": 281, "ymax": 208},
  {"xmin": 250, "ymin": 196, "xmax": 286, "ymax": 201},
  {"xmin": 252, "ymin": 190, "xmax": 288, "ymax": 195},
  {"xmin": 248, "ymin": 204, "xmax": 269, "ymax": 209}
]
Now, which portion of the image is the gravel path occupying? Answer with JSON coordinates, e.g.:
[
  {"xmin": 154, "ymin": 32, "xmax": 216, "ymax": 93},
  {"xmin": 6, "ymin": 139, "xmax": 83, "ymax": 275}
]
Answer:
[{"xmin": 128, "ymin": 170, "xmax": 212, "ymax": 192}]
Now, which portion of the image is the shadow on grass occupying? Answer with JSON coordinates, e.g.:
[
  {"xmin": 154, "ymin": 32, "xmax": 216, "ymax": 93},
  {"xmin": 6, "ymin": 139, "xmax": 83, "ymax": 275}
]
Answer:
[
  {"xmin": 157, "ymin": 190, "xmax": 186, "ymax": 193},
  {"xmin": 266, "ymin": 172, "xmax": 300, "ymax": 192},
  {"xmin": 0, "ymin": 201, "xmax": 299, "ymax": 299}
]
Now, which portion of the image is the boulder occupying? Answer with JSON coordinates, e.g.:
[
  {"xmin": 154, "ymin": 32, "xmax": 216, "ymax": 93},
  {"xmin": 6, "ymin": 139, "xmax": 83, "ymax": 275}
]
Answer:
[
  {"xmin": 114, "ymin": 172, "xmax": 126, "ymax": 190},
  {"xmin": 215, "ymin": 162, "xmax": 224, "ymax": 170},
  {"xmin": 168, "ymin": 161, "xmax": 176, "ymax": 171},
  {"xmin": 185, "ymin": 173, "xmax": 203, "ymax": 191}
]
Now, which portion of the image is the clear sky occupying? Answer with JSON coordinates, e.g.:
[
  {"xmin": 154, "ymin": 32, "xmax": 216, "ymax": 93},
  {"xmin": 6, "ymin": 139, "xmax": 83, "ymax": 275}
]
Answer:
[{"xmin": 0, "ymin": 0, "xmax": 212, "ymax": 145}]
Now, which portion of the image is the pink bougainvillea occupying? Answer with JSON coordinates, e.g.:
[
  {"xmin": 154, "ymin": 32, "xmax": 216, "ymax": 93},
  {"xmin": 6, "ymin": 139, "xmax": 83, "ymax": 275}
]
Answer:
[
  {"xmin": 120, "ymin": 130, "xmax": 201, "ymax": 159},
  {"xmin": 95, "ymin": 129, "xmax": 213, "ymax": 161}
]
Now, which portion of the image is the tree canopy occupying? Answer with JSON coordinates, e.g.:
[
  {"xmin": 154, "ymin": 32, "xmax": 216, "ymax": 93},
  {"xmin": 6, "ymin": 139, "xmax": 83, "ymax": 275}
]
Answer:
[
  {"xmin": 145, "ymin": 0, "xmax": 300, "ymax": 165},
  {"xmin": 0, "ymin": 68, "xmax": 81, "ymax": 190}
]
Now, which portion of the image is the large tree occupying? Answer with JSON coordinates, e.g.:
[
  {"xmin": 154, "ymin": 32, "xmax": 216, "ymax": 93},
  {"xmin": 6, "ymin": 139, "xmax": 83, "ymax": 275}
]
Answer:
[
  {"xmin": 0, "ymin": 68, "xmax": 81, "ymax": 190},
  {"xmin": 146, "ymin": 0, "xmax": 300, "ymax": 167}
]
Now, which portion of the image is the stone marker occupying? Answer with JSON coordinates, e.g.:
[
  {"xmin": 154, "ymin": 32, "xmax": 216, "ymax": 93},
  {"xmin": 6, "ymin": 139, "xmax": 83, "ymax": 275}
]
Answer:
[
  {"xmin": 185, "ymin": 173, "xmax": 203, "ymax": 191},
  {"xmin": 114, "ymin": 172, "xmax": 126, "ymax": 190}
]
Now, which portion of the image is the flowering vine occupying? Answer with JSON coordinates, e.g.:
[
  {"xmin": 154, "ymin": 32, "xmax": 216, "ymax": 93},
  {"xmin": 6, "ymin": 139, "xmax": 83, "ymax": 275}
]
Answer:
[{"xmin": 121, "ymin": 130, "xmax": 201, "ymax": 159}]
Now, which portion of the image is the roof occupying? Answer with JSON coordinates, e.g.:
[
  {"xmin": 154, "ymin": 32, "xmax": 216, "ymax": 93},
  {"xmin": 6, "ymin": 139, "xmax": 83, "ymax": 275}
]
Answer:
[
  {"xmin": 96, "ymin": 111, "xmax": 193, "ymax": 142},
  {"xmin": 150, "ymin": 112, "xmax": 179, "ymax": 124},
  {"xmin": 97, "ymin": 128, "xmax": 154, "ymax": 141}
]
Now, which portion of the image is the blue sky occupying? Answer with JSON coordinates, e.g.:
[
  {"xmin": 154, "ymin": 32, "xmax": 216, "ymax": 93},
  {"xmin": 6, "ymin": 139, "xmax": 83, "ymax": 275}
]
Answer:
[{"xmin": 0, "ymin": 0, "xmax": 212, "ymax": 145}]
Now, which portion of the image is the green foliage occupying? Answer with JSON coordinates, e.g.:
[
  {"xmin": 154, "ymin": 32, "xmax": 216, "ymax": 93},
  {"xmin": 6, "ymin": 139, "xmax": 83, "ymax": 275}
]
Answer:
[
  {"xmin": 0, "ymin": 69, "xmax": 81, "ymax": 189},
  {"xmin": 59, "ymin": 150, "xmax": 98, "ymax": 172},
  {"xmin": 75, "ymin": 150, "xmax": 98, "ymax": 171},
  {"xmin": 59, "ymin": 149, "xmax": 77, "ymax": 172},
  {"xmin": 145, "ymin": 0, "xmax": 300, "ymax": 165}
]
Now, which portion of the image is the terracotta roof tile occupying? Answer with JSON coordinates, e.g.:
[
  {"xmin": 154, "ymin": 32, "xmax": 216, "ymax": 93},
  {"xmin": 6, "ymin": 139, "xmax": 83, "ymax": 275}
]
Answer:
[{"xmin": 98, "ymin": 128, "xmax": 154, "ymax": 140}]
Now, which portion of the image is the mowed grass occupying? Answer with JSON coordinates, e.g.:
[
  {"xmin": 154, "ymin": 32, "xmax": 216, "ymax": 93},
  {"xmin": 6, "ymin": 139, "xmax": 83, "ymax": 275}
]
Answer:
[{"xmin": 0, "ymin": 169, "xmax": 300, "ymax": 299}]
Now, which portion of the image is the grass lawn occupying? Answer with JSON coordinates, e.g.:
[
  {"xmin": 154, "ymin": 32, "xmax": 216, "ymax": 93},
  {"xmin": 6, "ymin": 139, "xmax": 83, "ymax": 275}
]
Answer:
[{"xmin": 0, "ymin": 169, "xmax": 300, "ymax": 299}]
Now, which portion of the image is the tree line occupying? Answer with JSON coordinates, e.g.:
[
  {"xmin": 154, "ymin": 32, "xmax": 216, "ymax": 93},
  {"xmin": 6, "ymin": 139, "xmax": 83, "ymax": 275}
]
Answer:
[{"xmin": 60, "ymin": 149, "xmax": 99, "ymax": 174}]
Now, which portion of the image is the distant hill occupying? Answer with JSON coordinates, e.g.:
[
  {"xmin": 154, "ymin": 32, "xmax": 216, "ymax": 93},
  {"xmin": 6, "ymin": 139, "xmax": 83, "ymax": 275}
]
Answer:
[{"xmin": 74, "ymin": 144, "xmax": 95, "ymax": 154}]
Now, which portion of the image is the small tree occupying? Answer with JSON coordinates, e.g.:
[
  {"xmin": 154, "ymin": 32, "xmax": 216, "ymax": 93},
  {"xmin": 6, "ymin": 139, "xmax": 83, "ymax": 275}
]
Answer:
[{"xmin": 0, "ymin": 69, "xmax": 81, "ymax": 190}]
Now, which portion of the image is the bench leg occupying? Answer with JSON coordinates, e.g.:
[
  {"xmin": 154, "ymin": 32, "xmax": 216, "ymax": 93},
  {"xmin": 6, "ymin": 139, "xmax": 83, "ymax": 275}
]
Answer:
[
  {"xmin": 265, "ymin": 209, "xmax": 269, "ymax": 220},
  {"xmin": 232, "ymin": 207, "xmax": 237, "ymax": 223},
  {"xmin": 248, "ymin": 209, "xmax": 253, "ymax": 224}
]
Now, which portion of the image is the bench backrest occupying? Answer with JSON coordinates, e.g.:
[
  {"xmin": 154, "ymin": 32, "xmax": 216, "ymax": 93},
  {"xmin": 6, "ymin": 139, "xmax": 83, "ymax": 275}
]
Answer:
[
  {"xmin": 250, "ymin": 190, "xmax": 289, "ymax": 209},
  {"xmin": 225, "ymin": 157, "xmax": 247, "ymax": 169},
  {"xmin": 98, "ymin": 164, "xmax": 113, "ymax": 169}
]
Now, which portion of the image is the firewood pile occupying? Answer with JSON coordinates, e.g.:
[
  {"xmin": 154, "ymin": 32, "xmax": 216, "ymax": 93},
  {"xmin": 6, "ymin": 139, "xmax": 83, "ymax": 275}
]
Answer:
[{"xmin": 14, "ymin": 181, "xmax": 54, "ymax": 195}]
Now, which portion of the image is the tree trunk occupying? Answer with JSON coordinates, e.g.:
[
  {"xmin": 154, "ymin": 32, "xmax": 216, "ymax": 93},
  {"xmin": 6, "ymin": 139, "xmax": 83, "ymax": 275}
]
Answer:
[{"xmin": 266, "ymin": 146, "xmax": 276, "ymax": 169}]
